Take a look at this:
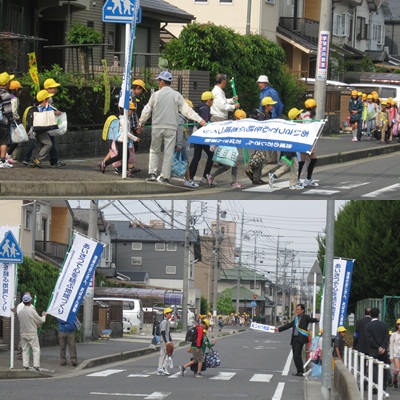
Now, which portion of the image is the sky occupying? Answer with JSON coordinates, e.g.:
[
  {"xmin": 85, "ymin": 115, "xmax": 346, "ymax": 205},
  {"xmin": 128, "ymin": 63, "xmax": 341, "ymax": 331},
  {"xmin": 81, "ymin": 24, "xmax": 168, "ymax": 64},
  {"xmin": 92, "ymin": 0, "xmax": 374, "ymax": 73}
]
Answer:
[{"xmin": 70, "ymin": 200, "xmax": 347, "ymax": 281}]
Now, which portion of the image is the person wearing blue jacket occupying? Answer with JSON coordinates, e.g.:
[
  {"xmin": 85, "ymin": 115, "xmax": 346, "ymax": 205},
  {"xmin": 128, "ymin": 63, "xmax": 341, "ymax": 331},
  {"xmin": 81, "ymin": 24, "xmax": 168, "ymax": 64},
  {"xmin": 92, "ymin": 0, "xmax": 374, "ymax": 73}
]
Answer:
[
  {"xmin": 257, "ymin": 75, "xmax": 284, "ymax": 119},
  {"xmin": 58, "ymin": 318, "xmax": 78, "ymax": 366}
]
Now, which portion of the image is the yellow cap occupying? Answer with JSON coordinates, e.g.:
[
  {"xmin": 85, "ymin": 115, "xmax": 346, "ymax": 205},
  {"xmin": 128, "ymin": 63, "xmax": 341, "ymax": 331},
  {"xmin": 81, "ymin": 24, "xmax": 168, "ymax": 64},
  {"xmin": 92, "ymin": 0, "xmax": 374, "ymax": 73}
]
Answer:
[
  {"xmin": 305, "ymin": 98, "xmax": 317, "ymax": 108},
  {"xmin": 337, "ymin": 326, "xmax": 347, "ymax": 333},
  {"xmin": 261, "ymin": 96, "xmax": 277, "ymax": 106},
  {"xmin": 164, "ymin": 307, "xmax": 173, "ymax": 315},
  {"xmin": 288, "ymin": 108, "xmax": 303, "ymax": 121},
  {"xmin": 234, "ymin": 109, "xmax": 247, "ymax": 119},
  {"xmin": 351, "ymin": 90, "xmax": 358, "ymax": 96},
  {"xmin": 203, "ymin": 329, "xmax": 207, "ymax": 333},
  {"xmin": 362, "ymin": 93, "xmax": 367, "ymax": 99},
  {"xmin": 9, "ymin": 80, "xmax": 23, "ymax": 90},
  {"xmin": 0, "ymin": 72, "xmax": 15, "ymax": 86},
  {"xmin": 373, "ymin": 93, "xmax": 379, "ymax": 100},
  {"xmin": 202, "ymin": 319, "xmax": 210, "ymax": 327},
  {"xmin": 36, "ymin": 89, "xmax": 54, "ymax": 102},
  {"xmin": 367, "ymin": 94, "xmax": 373, "ymax": 99},
  {"xmin": 201, "ymin": 91, "xmax": 214, "ymax": 101},
  {"xmin": 357, "ymin": 91, "xmax": 362, "ymax": 96},
  {"xmin": 132, "ymin": 79, "xmax": 147, "ymax": 91},
  {"xmin": 381, "ymin": 100, "xmax": 387, "ymax": 106},
  {"xmin": 129, "ymin": 101, "xmax": 136, "ymax": 110},
  {"xmin": 185, "ymin": 99, "xmax": 194, "ymax": 108},
  {"xmin": 44, "ymin": 78, "xmax": 61, "ymax": 89},
  {"xmin": 396, "ymin": 318, "xmax": 400, "ymax": 324}
]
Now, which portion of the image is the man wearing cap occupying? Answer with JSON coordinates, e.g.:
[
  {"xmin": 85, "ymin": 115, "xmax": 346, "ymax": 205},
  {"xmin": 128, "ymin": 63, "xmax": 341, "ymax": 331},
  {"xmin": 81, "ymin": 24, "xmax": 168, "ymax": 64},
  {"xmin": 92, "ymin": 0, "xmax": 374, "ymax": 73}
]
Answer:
[
  {"xmin": 138, "ymin": 71, "xmax": 206, "ymax": 184},
  {"xmin": 257, "ymin": 75, "xmax": 283, "ymax": 119},
  {"xmin": 43, "ymin": 78, "xmax": 66, "ymax": 168},
  {"xmin": 189, "ymin": 91, "xmax": 215, "ymax": 184},
  {"xmin": 0, "ymin": 72, "xmax": 16, "ymax": 168},
  {"xmin": 157, "ymin": 307, "xmax": 174, "ymax": 375},
  {"xmin": 18, "ymin": 293, "xmax": 47, "ymax": 371},
  {"xmin": 210, "ymin": 73, "xmax": 240, "ymax": 122}
]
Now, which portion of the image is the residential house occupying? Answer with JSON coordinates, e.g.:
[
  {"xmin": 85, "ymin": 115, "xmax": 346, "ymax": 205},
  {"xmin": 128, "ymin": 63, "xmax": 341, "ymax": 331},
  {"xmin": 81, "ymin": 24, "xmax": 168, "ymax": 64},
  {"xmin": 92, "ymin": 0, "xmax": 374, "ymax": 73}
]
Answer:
[
  {"xmin": 210, "ymin": 219, "xmax": 236, "ymax": 270},
  {"xmin": 0, "ymin": 0, "xmax": 194, "ymax": 73},
  {"xmin": 383, "ymin": 0, "xmax": 400, "ymax": 64}
]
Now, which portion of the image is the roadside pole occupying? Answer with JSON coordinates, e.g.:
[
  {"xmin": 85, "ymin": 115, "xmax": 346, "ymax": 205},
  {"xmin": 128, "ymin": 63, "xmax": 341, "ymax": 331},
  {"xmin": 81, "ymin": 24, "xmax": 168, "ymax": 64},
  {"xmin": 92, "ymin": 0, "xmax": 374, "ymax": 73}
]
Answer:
[
  {"xmin": 212, "ymin": 201, "xmax": 221, "ymax": 324},
  {"xmin": 182, "ymin": 201, "xmax": 190, "ymax": 332},
  {"xmin": 314, "ymin": 0, "xmax": 332, "ymax": 120}
]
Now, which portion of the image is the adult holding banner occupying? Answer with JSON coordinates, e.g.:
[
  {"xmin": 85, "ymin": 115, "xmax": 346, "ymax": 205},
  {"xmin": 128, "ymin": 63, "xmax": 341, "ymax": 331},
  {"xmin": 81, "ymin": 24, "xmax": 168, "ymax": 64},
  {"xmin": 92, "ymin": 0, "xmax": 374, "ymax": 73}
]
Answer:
[
  {"xmin": 210, "ymin": 73, "xmax": 240, "ymax": 122},
  {"xmin": 138, "ymin": 71, "xmax": 206, "ymax": 184},
  {"xmin": 274, "ymin": 303, "xmax": 319, "ymax": 377}
]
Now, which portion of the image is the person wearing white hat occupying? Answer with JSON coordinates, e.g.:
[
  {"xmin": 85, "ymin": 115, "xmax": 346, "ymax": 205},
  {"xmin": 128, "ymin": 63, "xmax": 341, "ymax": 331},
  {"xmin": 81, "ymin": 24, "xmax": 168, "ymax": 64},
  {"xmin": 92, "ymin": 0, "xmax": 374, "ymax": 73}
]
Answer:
[
  {"xmin": 0, "ymin": 72, "xmax": 16, "ymax": 169},
  {"xmin": 138, "ymin": 71, "xmax": 207, "ymax": 184},
  {"xmin": 257, "ymin": 75, "xmax": 283, "ymax": 119}
]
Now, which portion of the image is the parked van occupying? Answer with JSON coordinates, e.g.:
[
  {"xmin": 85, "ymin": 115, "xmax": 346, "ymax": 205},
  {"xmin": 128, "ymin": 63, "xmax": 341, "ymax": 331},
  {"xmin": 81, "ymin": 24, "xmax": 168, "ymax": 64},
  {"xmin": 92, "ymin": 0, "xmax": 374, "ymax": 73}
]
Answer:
[
  {"xmin": 94, "ymin": 297, "xmax": 144, "ymax": 331},
  {"xmin": 349, "ymin": 83, "xmax": 400, "ymax": 106}
]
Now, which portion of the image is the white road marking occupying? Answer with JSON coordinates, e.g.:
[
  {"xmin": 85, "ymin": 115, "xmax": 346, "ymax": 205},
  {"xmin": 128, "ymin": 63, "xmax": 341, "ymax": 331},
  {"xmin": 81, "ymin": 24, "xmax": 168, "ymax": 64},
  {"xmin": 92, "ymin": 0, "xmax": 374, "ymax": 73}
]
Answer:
[
  {"xmin": 282, "ymin": 351, "xmax": 292, "ymax": 376},
  {"xmin": 335, "ymin": 181, "xmax": 370, "ymax": 189},
  {"xmin": 362, "ymin": 183, "xmax": 400, "ymax": 198},
  {"xmin": 87, "ymin": 369, "xmax": 126, "ymax": 377},
  {"xmin": 127, "ymin": 374, "xmax": 150, "ymax": 377},
  {"xmin": 243, "ymin": 181, "xmax": 289, "ymax": 192},
  {"xmin": 90, "ymin": 392, "xmax": 170, "ymax": 399},
  {"xmin": 167, "ymin": 372, "xmax": 181, "ymax": 379},
  {"xmin": 272, "ymin": 382, "xmax": 285, "ymax": 400},
  {"xmin": 250, "ymin": 374, "xmax": 273, "ymax": 382},
  {"xmin": 209, "ymin": 372, "xmax": 236, "ymax": 380},
  {"xmin": 301, "ymin": 189, "xmax": 340, "ymax": 195}
]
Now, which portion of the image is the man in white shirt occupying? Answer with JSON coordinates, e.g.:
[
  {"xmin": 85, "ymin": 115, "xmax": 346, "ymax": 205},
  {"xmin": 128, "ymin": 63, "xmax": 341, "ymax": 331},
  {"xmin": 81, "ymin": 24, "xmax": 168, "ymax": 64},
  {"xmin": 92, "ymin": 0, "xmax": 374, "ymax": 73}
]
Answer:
[{"xmin": 210, "ymin": 74, "xmax": 240, "ymax": 122}]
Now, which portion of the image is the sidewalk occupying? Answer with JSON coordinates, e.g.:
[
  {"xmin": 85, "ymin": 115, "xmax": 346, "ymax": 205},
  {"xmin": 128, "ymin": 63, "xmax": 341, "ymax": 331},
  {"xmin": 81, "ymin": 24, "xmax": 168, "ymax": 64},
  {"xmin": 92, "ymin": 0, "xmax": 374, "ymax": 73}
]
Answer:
[{"xmin": 2, "ymin": 134, "xmax": 400, "ymax": 197}]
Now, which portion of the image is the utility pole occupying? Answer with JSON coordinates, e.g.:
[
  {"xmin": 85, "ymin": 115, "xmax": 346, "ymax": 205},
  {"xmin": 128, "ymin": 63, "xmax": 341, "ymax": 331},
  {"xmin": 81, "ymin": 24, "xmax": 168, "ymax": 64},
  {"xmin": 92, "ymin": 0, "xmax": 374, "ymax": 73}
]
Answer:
[
  {"xmin": 236, "ymin": 210, "xmax": 244, "ymax": 314},
  {"xmin": 171, "ymin": 200, "xmax": 175, "ymax": 228},
  {"xmin": 212, "ymin": 201, "xmax": 221, "ymax": 322},
  {"xmin": 83, "ymin": 200, "xmax": 98, "ymax": 341},
  {"xmin": 273, "ymin": 235, "xmax": 280, "ymax": 325},
  {"xmin": 246, "ymin": 0, "xmax": 252, "ymax": 35},
  {"xmin": 321, "ymin": 200, "xmax": 335, "ymax": 399},
  {"xmin": 314, "ymin": 0, "xmax": 333, "ymax": 120},
  {"xmin": 182, "ymin": 200, "xmax": 190, "ymax": 332},
  {"xmin": 252, "ymin": 235, "xmax": 257, "ymax": 320}
]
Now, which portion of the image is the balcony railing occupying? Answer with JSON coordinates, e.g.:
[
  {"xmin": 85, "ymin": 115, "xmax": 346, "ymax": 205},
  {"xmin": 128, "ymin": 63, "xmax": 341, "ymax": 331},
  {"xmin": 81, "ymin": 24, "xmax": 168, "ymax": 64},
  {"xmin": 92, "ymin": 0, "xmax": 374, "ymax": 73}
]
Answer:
[
  {"xmin": 279, "ymin": 17, "xmax": 320, "ymax": 44},
  {"xmin": 35, "ymin": 241, "xmax": 68, "ymax": 264}
]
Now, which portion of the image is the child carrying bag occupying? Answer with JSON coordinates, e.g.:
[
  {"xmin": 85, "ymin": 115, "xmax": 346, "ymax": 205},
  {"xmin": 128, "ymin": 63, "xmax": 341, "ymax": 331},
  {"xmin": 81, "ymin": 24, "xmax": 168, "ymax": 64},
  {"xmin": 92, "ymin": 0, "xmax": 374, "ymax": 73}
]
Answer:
[{"xmin": 212, "ymin": 146, "xmax": 238, "ymax": 167}]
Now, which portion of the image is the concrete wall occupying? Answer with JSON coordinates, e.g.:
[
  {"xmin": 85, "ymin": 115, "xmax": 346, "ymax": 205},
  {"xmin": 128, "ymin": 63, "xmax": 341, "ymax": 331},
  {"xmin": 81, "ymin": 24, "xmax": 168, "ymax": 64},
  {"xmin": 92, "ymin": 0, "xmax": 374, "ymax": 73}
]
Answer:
[{"xmin": 332, "ymin": 360, "xmax": 361, "ymax": 400}]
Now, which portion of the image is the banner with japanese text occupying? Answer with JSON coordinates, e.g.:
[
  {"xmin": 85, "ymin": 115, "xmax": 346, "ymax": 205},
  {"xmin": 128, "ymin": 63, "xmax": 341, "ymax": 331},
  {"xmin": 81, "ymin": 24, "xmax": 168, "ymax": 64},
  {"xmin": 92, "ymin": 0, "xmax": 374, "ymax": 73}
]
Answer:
[
  {"xmin": 47, "ymin": 233, "xmax": 104, "ymax": 323},
  {"xmin": 188, "ymin": 118, "xmax": 325, "ymax": 153}
]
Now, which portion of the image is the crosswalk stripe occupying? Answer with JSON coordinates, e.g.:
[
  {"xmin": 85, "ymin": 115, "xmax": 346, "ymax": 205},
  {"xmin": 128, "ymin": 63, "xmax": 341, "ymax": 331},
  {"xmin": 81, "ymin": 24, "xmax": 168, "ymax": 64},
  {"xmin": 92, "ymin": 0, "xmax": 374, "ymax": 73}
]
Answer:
[
  {"xmin": 89, "ymin": 392, "xmax": 171, "ymax": 399},
  {"xmin": 87, "ymin": 369, "xmax": 126, "ymax": 377},
  {"xmin": 335, "ymin": 181, "xmax": 370, "ymax": 189},
  {"xmin": 301, "ymin": 189, "xmax": 339, "ymax": 195},
  {"xmin": 209, "ymin": 372, "xmax": 236, "ymax": 380},
  {"xmin": 128, "ymin": 374, "xmax": 151, "ymax": 377},
  {"xmin": 250, "ymin": 374, "xmax": 273, "ymax": 382},
  {"xmin": 167, "ymin": 372, "xmax": 181, "ymax": 379},
  {"xmin": 362, "ymin": 183, "xmax": 400, "ymax": 198},
  {"xmin": 272, "ymin": 382, "xmax": 285, "ymax": 400}
]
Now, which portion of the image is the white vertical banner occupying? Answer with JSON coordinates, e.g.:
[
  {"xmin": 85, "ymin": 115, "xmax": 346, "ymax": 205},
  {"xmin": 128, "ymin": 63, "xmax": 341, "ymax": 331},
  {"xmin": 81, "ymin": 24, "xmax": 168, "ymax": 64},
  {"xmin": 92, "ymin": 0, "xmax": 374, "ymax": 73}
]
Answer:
[
  {"xmin": 0, "ymin": 263, "xmax": 15, "ymax": 317},
  {"xmin": 46, "ymin": 232, "xmax": 105, "ymax": 323},
  {"xmin": 320, "ymin": 258, "xmax": 355, "ymax": 336}
]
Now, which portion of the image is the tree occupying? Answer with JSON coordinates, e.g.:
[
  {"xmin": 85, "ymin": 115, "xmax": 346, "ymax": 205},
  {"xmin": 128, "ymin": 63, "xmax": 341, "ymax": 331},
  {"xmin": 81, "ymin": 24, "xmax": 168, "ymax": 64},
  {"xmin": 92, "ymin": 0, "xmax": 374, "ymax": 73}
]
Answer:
[
  {"xmin": 217, "ymin": 288, "xmax": 235, "ymax": 315},
  {"xmin": 317, "ymin": 201, "xmax": 400, "ymax": 312},
  {"xmin": 165, "ymin": 23, "xmax": 306, "ymax": 114},
  {"xmin": 200, "ymin": 295, "xmax": 209, "ymax": 315},
  {"xmin": 66, "ymin": 24, "xmax": 103, "ymax": 77}
]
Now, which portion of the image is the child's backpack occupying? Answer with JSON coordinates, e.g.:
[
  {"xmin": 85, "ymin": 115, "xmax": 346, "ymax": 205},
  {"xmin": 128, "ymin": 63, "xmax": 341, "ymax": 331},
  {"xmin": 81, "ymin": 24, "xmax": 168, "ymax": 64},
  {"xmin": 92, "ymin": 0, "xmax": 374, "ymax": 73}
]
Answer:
[
  {"xmin": 22, "ymin": 106, "xmax": 38, "ymax": 131},
  {"xmin": 185, "ymin": 325, "xmax": 198, "ymax": 344},
  {"xmin": 102, "ymin": 115, "xmax": 119, "ymax": 141}
]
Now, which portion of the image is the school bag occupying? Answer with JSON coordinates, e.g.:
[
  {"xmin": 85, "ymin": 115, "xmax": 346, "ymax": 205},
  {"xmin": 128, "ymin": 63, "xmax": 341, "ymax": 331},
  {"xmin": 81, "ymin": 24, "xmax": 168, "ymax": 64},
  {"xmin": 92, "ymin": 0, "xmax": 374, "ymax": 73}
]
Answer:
[{"xmin": 185, "ymin": 325, "xmax": 198, "ymax": 344}]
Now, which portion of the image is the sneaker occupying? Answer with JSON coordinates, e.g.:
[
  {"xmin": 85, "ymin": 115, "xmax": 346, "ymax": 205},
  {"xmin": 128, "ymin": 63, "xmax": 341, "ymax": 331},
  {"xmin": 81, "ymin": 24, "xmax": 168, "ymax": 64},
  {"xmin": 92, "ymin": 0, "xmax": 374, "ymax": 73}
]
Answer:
[
  {"xmin": 351, "ymin": 137, "xmax": 358, "ymax": 142},
  {"xmin": 268, "ymin": 173, "xmax": 275, "ymax": 188},
  {"xmin": 22, "ymin": 160, "xmax": 30, "ymax": 166},
  {"xmin": 5, "ymin": 155, "xmax": 15, "ymax": 164},
  {"xmin": 98, "ymin": 161, "xmax": 106, "ymax": 173},
  {"xmin": 161, "ymin": 367, "xmax": 170, "ymax": 375},
  {"xmin": 184, "ymin": 179, "xmax": 199, "ymax": 188},
  {"xmin": 32, "ymin": 158, "xmax": 42, "ymax": 168},
  {"xmin": 231, "ymin": 182, "xmax": 244, "ymax": 189},
  {"xmin": 130, "ymin": 167, "xmax": 142, "ymax": 174},
  {"xmin": 147, "ymin": 173, "xmax": 157, "ymax": 181},
  {"xmin": 289, "ymin": 184, "xmax": 304, "ymax": 190},
  {"xmin": 179, "ymin": 365, "xmax": 186, "ymax": 376},
  {"xmin": 393, "ymin": 381, "xmax": 398, "ymax": 390},
  {"xmin": 206, "ymin": 174, "xmax": 214, "ymax": 187},
  {"xmin": 114, "ymin": 167, "xmax": 122, "ymax": 175},
  {"xmin": 50, "ymin": 161, "xmax": 66, "ymax": 168},
  {"xmin": 245, "ymin": 169, "xmax": 253, "ymax": 182},
  {"xmin": 23, "ymin": 366, "xmax": 29, "ymax": 370},
  {"xmin": 33, "ymin": 367, "xmax": 40, "ymax": 372},
  {"xmin": 303, "ymin": 178, "xmax": 319, "ymax": 187},
  {"xmin": 157, "ymin": 176, "xmax": 171, "ymax": 185},
  {"xmin": 195, "ymin": 373, "xmax": 204, "ymax": 378},
  {"xmin": 0, "ymin": 161, "xmax": 8, "ymax": 169},
  {"xmin": 202, "ymin": 177, "xmax": 217, "ymax": 186},
  {"xmin": 156, "ymin": 369, "xmax": 164, "ymax": 376}
]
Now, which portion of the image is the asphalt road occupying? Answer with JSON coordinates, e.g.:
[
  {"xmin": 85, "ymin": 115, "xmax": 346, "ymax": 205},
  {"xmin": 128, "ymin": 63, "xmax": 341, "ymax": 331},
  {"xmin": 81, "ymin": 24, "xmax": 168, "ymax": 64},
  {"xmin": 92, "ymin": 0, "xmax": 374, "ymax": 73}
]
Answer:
[{"xmin": 0, "ymin": 329, "xmax": 308, "ymax": 400}]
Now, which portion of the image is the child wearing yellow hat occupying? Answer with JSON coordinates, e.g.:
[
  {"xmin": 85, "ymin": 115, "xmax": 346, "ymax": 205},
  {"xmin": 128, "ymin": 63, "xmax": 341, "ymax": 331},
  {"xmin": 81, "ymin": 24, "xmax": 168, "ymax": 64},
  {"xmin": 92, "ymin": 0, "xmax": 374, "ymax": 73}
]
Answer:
[
  {"xmin": 333, "ymin": 326, "xmax": 347, "ymax": 362},
  {"xmin": 349, "ymin": 90, "xmax": 364, "ymax": 142}
]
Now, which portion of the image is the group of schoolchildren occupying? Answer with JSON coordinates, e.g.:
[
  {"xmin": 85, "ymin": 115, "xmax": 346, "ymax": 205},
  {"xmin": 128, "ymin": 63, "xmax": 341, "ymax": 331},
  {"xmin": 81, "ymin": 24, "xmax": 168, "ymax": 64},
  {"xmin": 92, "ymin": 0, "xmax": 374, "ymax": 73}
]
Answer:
[
  {"xmin": 0, "ymin": 70, "xmax": 66, "ymax": 169},
  {"xmin": 348, "ymin": 89, "xmax": 400, "ymax": 144}
]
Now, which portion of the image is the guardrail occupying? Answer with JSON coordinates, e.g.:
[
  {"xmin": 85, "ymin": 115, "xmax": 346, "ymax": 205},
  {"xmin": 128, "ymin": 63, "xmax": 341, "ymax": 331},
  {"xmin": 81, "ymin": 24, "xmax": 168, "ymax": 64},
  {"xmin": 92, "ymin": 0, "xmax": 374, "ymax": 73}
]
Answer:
[{"xmin": 343, "ymin": 346, "xmax": 390, "ymax": 399}]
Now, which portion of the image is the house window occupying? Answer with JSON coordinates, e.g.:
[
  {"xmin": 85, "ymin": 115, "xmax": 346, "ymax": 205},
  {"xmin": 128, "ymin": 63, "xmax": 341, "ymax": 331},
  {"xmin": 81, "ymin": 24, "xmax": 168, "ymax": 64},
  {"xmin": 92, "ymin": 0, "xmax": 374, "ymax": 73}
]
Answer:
[
  {"xmin": 219, "ymin": 0, "xmax": 233, "ymax": 3},
  {"xmin": 166, "ymin": 265, "xmax": 176, "ymax": 274},
  {"xmin": 194, "ymin": 0, "xmax": 207, "ymax": 2},
  {"xmin": 131, "ymin": 257, "xmax": 142, "ymax": 266},
  {"xmin": 167, "ymin": 243, "xmax": 177, "ymax": 251},
  {"xmin": 132, "ymin": 242, "xmax": 142, "ymax": 251},
  {"xmin": 155, "ymin": 243, "xmax": 165, "ymax": 251},
  {"xmin": 333, "ymin": 13, "xmax": 350, "ymax": 37},
  {"xmin": 250, "ymin": 281, "xmax": 261, "ymax": 290},
  {"xmin": 372, "ymin": 24, "xmax": 383, "ymax": 44},
  {"xmin": 356, "ymin": 17, "xmax": 367, "ymax": 40},
  {"xmin": 25, "ymin": 209, "xmax": 32, "ymax": 230}
]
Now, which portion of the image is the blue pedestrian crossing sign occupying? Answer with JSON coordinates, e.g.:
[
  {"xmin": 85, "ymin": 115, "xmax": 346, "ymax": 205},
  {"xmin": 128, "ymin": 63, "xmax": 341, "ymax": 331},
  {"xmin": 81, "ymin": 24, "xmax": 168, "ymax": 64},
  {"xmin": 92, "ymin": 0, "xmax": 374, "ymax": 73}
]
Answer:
[
  {"xmin": 102, "ymin": 0, "xmax": 141, "ymax": 24},
  {"xmin": 0, "ymin": 230, "xmax": 23, "ymax": 263},
  {"xmin": 250, "ymin": 301, "xmax": 257, "ymax": 307}
]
